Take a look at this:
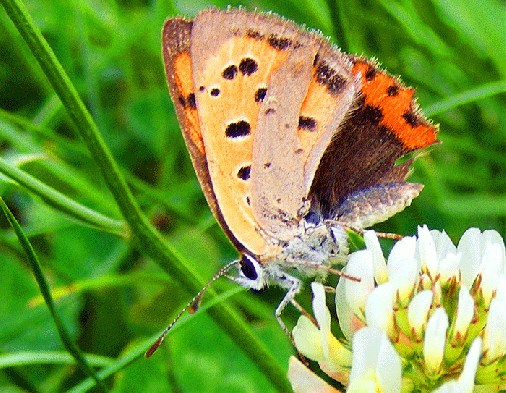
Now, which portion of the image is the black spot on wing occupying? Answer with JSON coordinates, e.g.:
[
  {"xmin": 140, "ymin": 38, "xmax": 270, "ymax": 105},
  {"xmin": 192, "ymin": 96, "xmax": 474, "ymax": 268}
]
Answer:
[
  {"xmin": 387, "ymin": 85, "xmax": 399, "ymax": 96},
  {"xmin": 226, "ymin": 121, "xmax": 251, "ymax": 138},
  {"xmin": 365, "ymin": 66, "xmax": 376, "ymax": 81},
  {"xmin": 237, "ymin": 166, "xmax": 251, "ymax": 180},
  {"xmin": 178, "ymin": 93, "xmax": 196, "ymax": 109},
  {"xmin": 298, "ymin": 116, "xmax": 317, "ymax": 131},
  {"xmin": 267, "ymin": 34, "xmax": 292, "ymax": 50},
  {"xmin": 255, "ymin": 88, "xmax": 267, "ymax": 102},
  {"xmin": 186, "ymin": 94, "xmax": 196, "ymax": 109},
  {"xmin": 327, "ymin": 74, "xmax": 346, "ymax": 94},
  {"xmin": 403, "ymin": 110, "xmax": 420, "ymax": 127},
  {"xmin": 222, "ymin": 65, "xmax": 238, "ymax": 80},
  {"xmin": 239, "ymin": 58, "xmax": 258, "ymax": 76},
  {"xmin": 315, "ymin": 61, "xmax": 346, "ymax": 95},
  {"xmin": 246, "ymin": 29, "xmax": 264, "ymax": 40}
]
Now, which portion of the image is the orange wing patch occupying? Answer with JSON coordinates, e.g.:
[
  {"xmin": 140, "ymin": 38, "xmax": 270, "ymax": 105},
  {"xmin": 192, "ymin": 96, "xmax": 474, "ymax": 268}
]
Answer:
[
  {"xmin": 173, "ymin": 52, "xmax": 204, "ymax": 154},
  {"xmin": 296, "ymin": 48, "xmax": 357, "ymax": 192},
  {"xmin": 298, "ymin": 80, "xmax": 335, "ymax": 155},
  {"xmin": 194, "ymin": 36, "xmax": 291, "ymax": 255},
  {"xmin": 353, "ymin": 61, "xmax": 437, "ymax": 151}
]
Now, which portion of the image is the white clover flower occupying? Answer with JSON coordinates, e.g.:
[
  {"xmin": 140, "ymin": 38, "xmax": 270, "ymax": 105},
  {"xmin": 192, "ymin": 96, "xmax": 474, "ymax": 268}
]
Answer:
[{"xmin": 288, "ymin": 226, "xmax": 506, "ymax": 393}]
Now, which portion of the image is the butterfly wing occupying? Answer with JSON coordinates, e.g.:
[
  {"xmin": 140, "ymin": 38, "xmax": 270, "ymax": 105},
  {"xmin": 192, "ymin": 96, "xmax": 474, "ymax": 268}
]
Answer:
[
  {"xmin": 310, "ymin": 57, "xmax": 438, "ymax": 221},
  {"xmin": 162, "ymin": 17, "xmax": 248, "ymax": 251},
  {"xmin": 189, "ymin": 9, "xmax": 323, "ymax": 251}
]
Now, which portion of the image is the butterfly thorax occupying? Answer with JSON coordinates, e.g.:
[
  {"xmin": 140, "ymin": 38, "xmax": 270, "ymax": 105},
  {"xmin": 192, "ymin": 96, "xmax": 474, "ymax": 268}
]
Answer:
[
  {"xmin": 234, "ymin": 217, "xmax": 348, "ymax": 292},
  {"xmin": 274, "ymin": 221, "xmax": 348, "ymax": 277}
]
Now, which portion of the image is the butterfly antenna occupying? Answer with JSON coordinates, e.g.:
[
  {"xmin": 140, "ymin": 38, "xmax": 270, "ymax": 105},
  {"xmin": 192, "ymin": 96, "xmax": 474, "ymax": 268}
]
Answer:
[{"xmin": 145, "ymin": 259, "xmax": 240, "ymax": 358}]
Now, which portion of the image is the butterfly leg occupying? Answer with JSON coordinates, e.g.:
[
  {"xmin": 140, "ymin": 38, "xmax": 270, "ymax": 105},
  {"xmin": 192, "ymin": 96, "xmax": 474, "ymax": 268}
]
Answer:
[{"xmin": 270, "ymin": 269, "xmax": 302, "ymax": 338}]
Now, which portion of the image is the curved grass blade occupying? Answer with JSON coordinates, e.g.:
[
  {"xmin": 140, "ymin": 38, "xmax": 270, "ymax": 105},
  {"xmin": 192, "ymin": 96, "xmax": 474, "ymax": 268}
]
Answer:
[
  {"xmin": 0, "ymin": 157, "xmax": 128, "ymax": 237},
  {"xmin": 0, "ymin": 197, "xmax": 109, "ymax": 392}
]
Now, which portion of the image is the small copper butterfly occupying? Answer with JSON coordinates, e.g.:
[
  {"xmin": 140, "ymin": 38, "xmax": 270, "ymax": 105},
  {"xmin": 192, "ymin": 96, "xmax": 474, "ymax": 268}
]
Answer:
[{"xmin": 147, "ymin": 8, "xmax": 437, "ymax": 356}]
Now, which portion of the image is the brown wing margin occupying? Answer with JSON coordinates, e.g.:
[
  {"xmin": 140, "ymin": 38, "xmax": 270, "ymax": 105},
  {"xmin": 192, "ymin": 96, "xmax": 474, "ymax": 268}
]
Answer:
[
  {"xmin": 162, "ymin": 17, "xmax": 246, "ymax": 252},
  {"xmin": 309, "ymin": 57, "xmax": 438, "ymax": 219}
]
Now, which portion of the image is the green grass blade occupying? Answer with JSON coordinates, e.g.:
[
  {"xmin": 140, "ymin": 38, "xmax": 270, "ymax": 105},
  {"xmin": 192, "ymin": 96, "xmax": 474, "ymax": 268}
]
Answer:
[
  {"xmin": 0, "ymin": 157, "xmax": 128, "ymax": 237},
  {"xmin": 424, "ymin": 80, "xmax": 506, "ymax": 116},
  {"xmin": 0, "ymin": 351, "xmax": 114, "ymax": 369},
  {"xmin": 0, "ymin": 197, "xmax": 109, "ymax": 393}
]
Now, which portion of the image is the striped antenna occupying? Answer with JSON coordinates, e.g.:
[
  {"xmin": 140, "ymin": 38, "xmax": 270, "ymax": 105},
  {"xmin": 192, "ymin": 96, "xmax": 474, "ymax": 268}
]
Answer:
[{"xmin": 145, "ymin": 259, "xmax": 240, "ymax": 358}]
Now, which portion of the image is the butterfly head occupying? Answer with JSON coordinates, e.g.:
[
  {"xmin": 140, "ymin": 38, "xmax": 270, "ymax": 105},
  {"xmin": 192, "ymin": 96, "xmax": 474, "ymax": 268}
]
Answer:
[{"xmin": 236, "ymin": 252, "xmax": 268, "ymax": 291}]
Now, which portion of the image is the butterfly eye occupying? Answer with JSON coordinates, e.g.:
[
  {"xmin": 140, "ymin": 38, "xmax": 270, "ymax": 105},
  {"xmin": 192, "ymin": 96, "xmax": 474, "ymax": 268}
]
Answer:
[{"xmin": 240, "ymin": 253, "xmax": 259, "ymax": 281}]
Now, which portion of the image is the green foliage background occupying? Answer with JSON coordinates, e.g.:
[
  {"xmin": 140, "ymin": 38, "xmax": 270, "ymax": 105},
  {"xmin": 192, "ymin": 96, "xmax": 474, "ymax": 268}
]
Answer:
[{"xmin": 0, "ymin": 0, "xmax": 504, "ymax": 392}]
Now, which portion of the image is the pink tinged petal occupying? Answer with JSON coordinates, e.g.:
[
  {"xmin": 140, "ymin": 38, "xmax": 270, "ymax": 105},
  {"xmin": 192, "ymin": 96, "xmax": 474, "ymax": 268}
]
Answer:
[
  {"xmin": 452, "ymin": 286, "xmax": 475, "ymax": 341},
  {"xmin": 293, "ymin": 315, "xmax": 324, "ymax": 361},
  {"xmin": 417, "ymin": 225, "xmax": 439, "ymax": 278},
  {"xmin": 336, "ymin": 275, "xmax": 365, "ymax": 340},
  {"xmin": 364, "ymin": 283, "xmax": 395, "ymax": 334},
  {"xmin": 482, "ymin": 298, "xmax": 506, "ymax": 364},
  {"xmin": 349, "ymin": 327, "xmax": 402, "ymax": 393},
  {"xmin": 408, "ymin": 290, "xmax": 433, "ymax": 340},
  {"xmin": 458, "ymin": 228, "xmax": 485, "ymax": 287},
  {"xmin": 423, "ymin": 307, "xmax": 449, "ymax": 375},
  {"xmin": 288, "ymin": 356, "xmax": 342, "ymax": 393},
  {"xmin": 364, "ymin": 230, "xmax": 388, "ymax": 284},
  {"xmin": 319, "ymin": 366, "xmax": 350, "ymax": 388},
  {"xmin": 345, "ymin": 250, "xmax": 375, "ymax": 317}
]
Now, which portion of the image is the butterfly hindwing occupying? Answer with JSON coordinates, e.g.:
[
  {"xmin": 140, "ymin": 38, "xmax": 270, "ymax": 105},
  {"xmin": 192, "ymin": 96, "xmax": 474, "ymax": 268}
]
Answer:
[{"xmin": 310, "ymin": 57, "xmax": 438, "ymax": 220}]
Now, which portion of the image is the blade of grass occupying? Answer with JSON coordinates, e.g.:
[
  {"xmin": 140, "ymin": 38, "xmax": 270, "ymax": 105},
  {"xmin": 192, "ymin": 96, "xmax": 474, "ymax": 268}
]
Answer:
[
  {"xmin": 0, "ymin": 196, "xmax": 109, "ymax": 393},
  {"xmin": 0, "ymin": 157, "xmax": 128, "ymax": 237},
  {"xmin": 0, "ymin": 351, "xmax": 114, "ymax": 369},
  {"xmin": 0, "ymin": 0, "xmax": 291, "ymax": 390},
  {"xmin": 66, "ymin": 286, "xmax": 246, "ymax": 393},
  {"xmin": 424, "ymin": 80, "xmax": 506, "ymax": 117}
]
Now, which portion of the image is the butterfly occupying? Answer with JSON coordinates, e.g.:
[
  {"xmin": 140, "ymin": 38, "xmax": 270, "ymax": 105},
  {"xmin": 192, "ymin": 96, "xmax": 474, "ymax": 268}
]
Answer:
[{"xmin": 147, "ymin": 8, "xmax": 437, "ymax": 356}]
